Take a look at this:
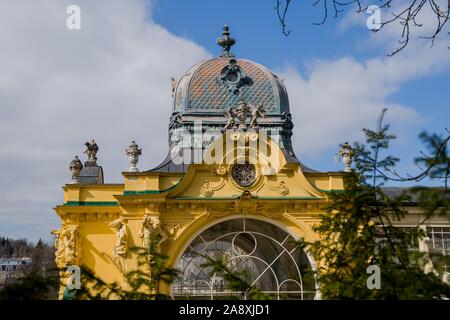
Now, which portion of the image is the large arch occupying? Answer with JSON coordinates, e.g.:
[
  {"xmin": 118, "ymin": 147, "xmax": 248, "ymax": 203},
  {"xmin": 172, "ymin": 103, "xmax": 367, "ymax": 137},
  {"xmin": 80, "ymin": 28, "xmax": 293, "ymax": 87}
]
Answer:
[{"xmin": 169, "ymin": 215, "xmax": 319, "ymax": 300}]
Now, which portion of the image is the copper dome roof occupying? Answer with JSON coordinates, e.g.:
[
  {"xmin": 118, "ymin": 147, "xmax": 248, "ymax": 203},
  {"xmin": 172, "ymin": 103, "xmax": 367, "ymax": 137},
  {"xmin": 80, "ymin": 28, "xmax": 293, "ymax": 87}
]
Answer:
[{"xmin": 172, "ymin": 57, "xmax": 289, "ymax": 116}]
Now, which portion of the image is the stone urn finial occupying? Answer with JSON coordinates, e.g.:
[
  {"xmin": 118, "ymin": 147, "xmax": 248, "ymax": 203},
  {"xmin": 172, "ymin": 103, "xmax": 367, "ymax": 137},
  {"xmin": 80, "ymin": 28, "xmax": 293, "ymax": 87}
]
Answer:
[
  {"xmin": 339, "ymin": 142, "xmax": 353, "ymax": 173},
  {"xmin": 125, "ymin": 141, "xmax": 142, "ymax": 172},
  {"xmin": 69, "ymin": 156, "xmax": 83, "ymax": 184},
  {"xmin": 216, "ymin": 24, "xmax": 236, "ymax": 58}
]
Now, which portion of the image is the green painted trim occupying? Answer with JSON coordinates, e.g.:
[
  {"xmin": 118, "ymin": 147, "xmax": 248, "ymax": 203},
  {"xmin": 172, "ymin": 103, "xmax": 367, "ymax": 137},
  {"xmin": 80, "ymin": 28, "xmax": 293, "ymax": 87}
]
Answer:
[
  {"xmin": 257, "ymin": 196, "xmax": 324, "ymax": 200},
  {"xmin": 173, "ymin": 195, "xmax": 241, "ymax": 200},
  {"xmin": 123, "ymin": 190, "xmax": 161, "ymax": 195},
  {"xmin": 64, "ymin": 201, "xmax": 118, "ymax": 206},
  {"xmin": 317, "ymin": 188, "xmax": 345, "ymax": 194},
  {"xmin": 172, "ymin": 196, "xmax": 323, "ymax": 201}
]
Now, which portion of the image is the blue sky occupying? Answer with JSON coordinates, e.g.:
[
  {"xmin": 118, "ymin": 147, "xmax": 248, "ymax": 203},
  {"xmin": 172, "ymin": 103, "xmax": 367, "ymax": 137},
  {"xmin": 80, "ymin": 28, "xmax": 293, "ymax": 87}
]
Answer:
[
  {"xmin": 0, "ymin": 0, "xmax": 448, "ymax": 242},
  {"xmin": 153, "ymin": 0, "xmax": 450, "ymax": 175}
]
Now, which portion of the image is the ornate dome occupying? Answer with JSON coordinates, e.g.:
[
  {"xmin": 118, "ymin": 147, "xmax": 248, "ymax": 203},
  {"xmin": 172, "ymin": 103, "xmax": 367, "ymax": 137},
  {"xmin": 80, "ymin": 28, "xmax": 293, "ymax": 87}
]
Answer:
[
  {"xmin": 161, "ymin": 25, "xmax": 299, "ymax": 171},
  {"xmin": 172, "ymin": 57, "xmax": 289, "ymax": 116}
]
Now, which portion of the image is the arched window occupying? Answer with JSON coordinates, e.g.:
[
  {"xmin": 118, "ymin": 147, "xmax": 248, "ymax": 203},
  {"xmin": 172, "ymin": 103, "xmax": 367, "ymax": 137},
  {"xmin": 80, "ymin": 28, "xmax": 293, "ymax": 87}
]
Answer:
[{"xmin": 173, "ymin": 218, "xmax": 317, "ymax": 300}]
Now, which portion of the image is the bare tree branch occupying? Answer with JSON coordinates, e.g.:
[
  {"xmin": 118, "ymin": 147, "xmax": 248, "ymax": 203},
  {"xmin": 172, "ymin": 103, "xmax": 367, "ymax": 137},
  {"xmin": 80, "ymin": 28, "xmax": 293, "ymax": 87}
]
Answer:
[{"xmin": 275, "ymin": 0, "xmax": 450, "ymax": 56}]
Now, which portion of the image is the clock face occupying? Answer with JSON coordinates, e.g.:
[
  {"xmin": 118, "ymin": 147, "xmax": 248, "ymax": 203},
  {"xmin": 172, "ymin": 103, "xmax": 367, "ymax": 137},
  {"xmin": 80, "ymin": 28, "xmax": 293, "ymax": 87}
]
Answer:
[{"xmin": 231, "ymin": 164, "xmax": 256, "ymax": 187}]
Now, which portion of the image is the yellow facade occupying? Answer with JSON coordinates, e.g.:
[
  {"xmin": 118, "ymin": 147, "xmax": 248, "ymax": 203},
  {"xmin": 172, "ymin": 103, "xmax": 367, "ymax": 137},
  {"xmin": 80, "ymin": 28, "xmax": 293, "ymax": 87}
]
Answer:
[{"xmin": 55, "ymin": 131, "xmax": 345, "ymax": 298}]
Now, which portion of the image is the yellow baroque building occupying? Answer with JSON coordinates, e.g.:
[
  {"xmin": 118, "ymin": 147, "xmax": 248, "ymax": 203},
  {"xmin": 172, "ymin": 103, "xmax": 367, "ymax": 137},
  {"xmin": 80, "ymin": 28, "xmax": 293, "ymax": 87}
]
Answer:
[{"xmin": 53, "ymin": 26, "xmax": 449, "ymax": 300}]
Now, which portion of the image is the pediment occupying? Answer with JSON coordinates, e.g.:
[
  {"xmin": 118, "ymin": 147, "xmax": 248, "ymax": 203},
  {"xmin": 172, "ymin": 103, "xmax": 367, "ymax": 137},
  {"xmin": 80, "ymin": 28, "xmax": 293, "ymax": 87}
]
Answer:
[{"xmin": 167, "ymin": 131, "xmax": 324, "ymax": 200}]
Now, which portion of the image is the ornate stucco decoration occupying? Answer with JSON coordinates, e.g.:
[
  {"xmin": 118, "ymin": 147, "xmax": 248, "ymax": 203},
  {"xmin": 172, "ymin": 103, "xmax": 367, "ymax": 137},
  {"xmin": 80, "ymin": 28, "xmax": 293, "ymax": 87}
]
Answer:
[
  {"xmin": 51, "ymin": 225, "xmax": 82, "ymax": 268},
  {"xmin": 52, "ymin": 229, "xmax": 65, "ymax": 268},
  {"xmin": 223, "ymin": 100, "xmax": 266, "ymax": 130},
  {"xmin": 249, "ymin": 104, "xmax": 266, "ymax": 128},
  {"xmin": 169, "ymin": 111, "xmax": 182, "ymax": 130},
  {"xmin": 224, "ymin": 107, "xmax": 236, "ymax": 129},
  {"xmin": 63, "ymin": 226, "xmax": 81, "ymax": 266},
  {"xmin": 108, "ymin": 217, "xmax": 128, "ymax": 273},
  {"xmin": 220, "ymin": 58, "xmax": 247, "ymax": 94},
  {"xmin": 203, "ymin": 191, "xmax": 286, "ymax": 219},
  {"xmin": 231, "ymin": 164, "xmax": 257, "ymax": 187},
  {"xmin": 84, "ymin": 139, "xmax": 98, "ymax": 166},
  {"xmin": 200, "ymin": 179, "xmax": 225, "ymax": 197},
  {"xmin": 215, "ymin": 165, "xmax": 228, "ymax": 176},
  {"xmin": 228, "ymin": 161, "xmax": 264, "ymax": 191},
  {"xmin": 51, "ymin": 225, "xmax": 81, "ymax": 296},
  {"xmin": 125, "ymin": 141, "xmax": 142, "ymax": 172},
  {"xmin": 235, "ymin": 99, "xmax": 250, "ymax": 129},
  {"xmin": 267, "ymin": 179, "xmax": 290, "ymax": 196},
  {"xmin": 139, "ymin": 215, "xmax": 180, "ymax": 249},
  {"xmin": 69, "ymin": 156, "xmax": 83, "ymax": 184}
]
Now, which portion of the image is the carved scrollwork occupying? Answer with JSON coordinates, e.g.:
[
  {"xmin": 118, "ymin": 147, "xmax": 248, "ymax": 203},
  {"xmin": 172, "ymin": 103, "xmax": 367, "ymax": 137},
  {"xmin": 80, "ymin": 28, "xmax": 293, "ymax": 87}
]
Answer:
[
  {"xmin": 200, "ymin": 179, "xmax": 225, "ymax": 197},
  {"xmin": 267, "ymin": 179, "xmax": 290, "ymax": 196},
  {"xmin": 220, "ymin": 59, "xmax": 247, "ymax": 94},
  {"xmin": 215, "ymin": 165, "xmax": 228, "ymax": 176}
]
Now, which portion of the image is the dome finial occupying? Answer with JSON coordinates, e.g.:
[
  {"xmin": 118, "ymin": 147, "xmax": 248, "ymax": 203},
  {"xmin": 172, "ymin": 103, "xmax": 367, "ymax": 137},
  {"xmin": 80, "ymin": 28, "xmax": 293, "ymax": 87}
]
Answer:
[{"xmin": 216, "ymin": 24, "xmax": 236, "ymax": 57}]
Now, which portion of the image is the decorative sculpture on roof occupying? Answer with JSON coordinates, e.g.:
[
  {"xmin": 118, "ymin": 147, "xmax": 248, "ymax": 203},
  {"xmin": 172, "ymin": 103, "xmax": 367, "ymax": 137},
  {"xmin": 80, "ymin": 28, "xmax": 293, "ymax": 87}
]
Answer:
[
  {"xmin": 224, "ymin": 107, "xmax": 236, "ymax": 129},
  {"xmin": 235, "ymin": 99, "xmax": 251, "ymax": 129},
  {"xmin": 280, "ymin": 111, "xmax": 295, "ymax": 154},
  {"xmin": 220, "ymin": 58, "xmax": 248, "ymax": 94},
  {"xmin": 249, "ymin": 104, "xmax": 266, "ymax": 128},
  {"xmin": 125, "ymin": 141, "xmax": 142, "ymax": 172},
  {"xmin": 281, "ymin": 112, "xmax": 294, "ymax": 132},
  {"xmin": 339, "ymin": 142, "xmax": 353, "ymax": 173},
  {"xmin": 216, "ymin": 25, "xmax": 235, "ymax": 58},
  {"xmin": 69, "ymin": 156, "xmax": 83, "ymax": 184},
  {"xmin": 169, "ymin": 111, "xmax": 182, "ymax": 130},
  {"xmin": 170, "ymin": 77, "xmax": 178, "ymax": 96},
  {"xmin": 84, "ymin": 139, "xmax": 98, "ymax": 166},
  {"xmin": 224, "ymin": 99, "xmax": 266, "ymax": 130}
]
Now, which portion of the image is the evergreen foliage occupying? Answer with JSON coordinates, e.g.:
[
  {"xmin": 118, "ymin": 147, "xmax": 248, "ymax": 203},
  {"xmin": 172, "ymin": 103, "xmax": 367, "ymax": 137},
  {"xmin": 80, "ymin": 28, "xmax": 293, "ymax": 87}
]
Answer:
[
  {"xmin": 307, "ymin": 110, "xmax": 450, "ymax": 299},
  {"xmin": 73, "ymin": 234, "xmax": 179, "ymax": 300}
]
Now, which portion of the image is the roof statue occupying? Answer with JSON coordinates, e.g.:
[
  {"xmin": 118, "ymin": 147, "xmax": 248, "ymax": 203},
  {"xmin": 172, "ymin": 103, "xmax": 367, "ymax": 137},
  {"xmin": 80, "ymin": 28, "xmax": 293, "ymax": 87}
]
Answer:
[
  {"xmin": 69, "ymin": 140, "xmax": 104, "ymax": 184},
  {"xmin": 84, "ymin": 139, "xmax": 98, "ymax": 166}
]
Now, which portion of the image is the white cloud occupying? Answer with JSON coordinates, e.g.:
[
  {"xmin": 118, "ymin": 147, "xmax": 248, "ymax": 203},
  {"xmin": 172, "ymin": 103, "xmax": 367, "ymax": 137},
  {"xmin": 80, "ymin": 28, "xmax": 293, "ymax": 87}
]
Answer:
[
  {"xmin": 0, "ymin": 0, "xmax": 210, "ymax": 241},
  {"xmin": 280, "ymin": 29, "xmax": 450, "ymax": 164}
]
